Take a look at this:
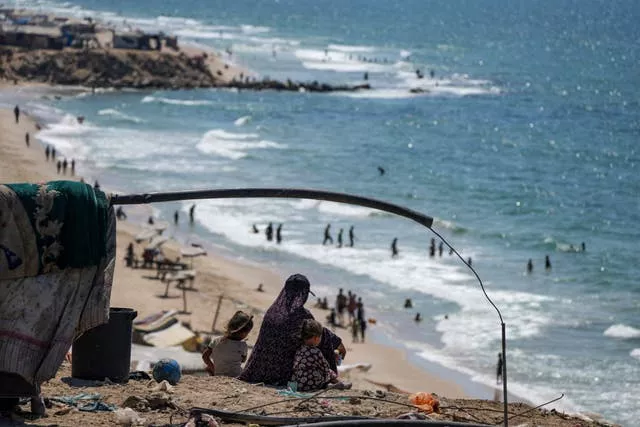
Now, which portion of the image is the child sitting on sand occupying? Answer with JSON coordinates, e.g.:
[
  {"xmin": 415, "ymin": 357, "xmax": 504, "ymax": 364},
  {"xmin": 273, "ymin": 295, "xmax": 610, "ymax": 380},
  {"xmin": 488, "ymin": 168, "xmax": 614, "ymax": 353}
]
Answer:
[
  {"xmin": 291, "ymin": 319, "xmax": 352, "ymax": 391},
  {"xmin": 202, "ymin": 311, "xmax": 253, "ymax": 377}
]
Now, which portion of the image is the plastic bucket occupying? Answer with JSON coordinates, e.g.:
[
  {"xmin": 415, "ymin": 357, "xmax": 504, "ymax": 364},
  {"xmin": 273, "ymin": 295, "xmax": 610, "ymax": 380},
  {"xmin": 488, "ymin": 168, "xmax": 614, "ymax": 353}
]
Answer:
[{"xmin": 71, "ymin": 307, "xmax": 138, "ymax": 383}]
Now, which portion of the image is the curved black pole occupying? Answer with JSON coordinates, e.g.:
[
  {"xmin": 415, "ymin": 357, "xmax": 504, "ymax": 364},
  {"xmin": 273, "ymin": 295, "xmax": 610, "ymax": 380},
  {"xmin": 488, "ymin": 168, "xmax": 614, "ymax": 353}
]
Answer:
[{"xmin": 110, "ymin": 188, "xmax": 434, "ymax": 230}]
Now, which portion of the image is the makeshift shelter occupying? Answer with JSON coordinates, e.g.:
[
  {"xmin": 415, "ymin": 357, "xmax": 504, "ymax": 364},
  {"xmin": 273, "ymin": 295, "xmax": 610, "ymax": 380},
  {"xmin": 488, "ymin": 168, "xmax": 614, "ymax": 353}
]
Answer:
[{"xmin": 0, "ymin": 181, "xmax": 114, "ymax": 398}]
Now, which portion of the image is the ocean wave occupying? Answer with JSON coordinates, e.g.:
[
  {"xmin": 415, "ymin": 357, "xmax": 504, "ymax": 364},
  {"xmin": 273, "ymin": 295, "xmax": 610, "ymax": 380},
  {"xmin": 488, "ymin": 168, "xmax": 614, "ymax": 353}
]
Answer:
[
  {"xmin": 234, "ymin": 115, "xmax": 251, "ymax": 126},
  {"xmin": 141, "ymin": 96, "xmax": 213, "ymax": 106},
  {"xmin": 631, "ymin": 348, "xmax": 640, "ymax": 360},
  {"xmin": 327, "ymin": 43, "xmax": 376, "ymax": 53},
  {"xmin": 241, "ymin": 24, "xmax": 270, "ymax": 34},
  {"xmin": 603, "ymin": 324, "xmax": 640, "ymax": 339},
  {"xmin": 196, "ymin": 129, "xmax": 286, "ymax": 159},
  {"xmin": 98, "ymin": 108, "xmax": 144, "ymax": 123}
]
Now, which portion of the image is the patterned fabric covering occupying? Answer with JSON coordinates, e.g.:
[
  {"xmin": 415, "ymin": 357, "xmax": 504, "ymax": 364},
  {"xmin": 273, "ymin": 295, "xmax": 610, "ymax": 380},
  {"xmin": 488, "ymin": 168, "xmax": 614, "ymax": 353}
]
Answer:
[
  {"xmin": 0, "ymin": 181, "xmax": 115, "ymax": 387},
  {"xmin": 291, "ymin": 344, "xmax": 337, "ymax": 391},
  {"xmin": 239, "ymin": 274, "xmax": 342, "ymax": 386}
]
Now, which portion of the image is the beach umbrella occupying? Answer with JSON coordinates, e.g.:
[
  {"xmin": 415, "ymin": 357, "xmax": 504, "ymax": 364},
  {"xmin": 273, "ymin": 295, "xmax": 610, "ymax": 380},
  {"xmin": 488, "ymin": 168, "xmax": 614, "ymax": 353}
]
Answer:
[
  {"xmin": 146, "ymin": 235, "xmax": 169, "ymax": 250},
  {"xmin": 134, "ymin": 228, "xmax": 156, "ymax": 243},
  {"xmin": 180, "ymin": 246, "xmax": 207, "ymax": 258},
  {"xmin": 153, "ymin": 221, "xmax": 170, "ymax": 233}
]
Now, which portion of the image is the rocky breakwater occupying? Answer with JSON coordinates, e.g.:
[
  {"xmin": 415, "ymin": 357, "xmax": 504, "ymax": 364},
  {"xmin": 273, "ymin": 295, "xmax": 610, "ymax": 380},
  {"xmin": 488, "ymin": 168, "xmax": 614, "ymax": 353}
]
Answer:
[{"xmin": 0, "ymin": 47, "xmax": 371, "ymax": 93}]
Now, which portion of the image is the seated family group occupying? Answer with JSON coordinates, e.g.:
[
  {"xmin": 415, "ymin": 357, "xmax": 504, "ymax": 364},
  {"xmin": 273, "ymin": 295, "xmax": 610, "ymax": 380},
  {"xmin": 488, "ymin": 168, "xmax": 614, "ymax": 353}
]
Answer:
[{"xmin": 202, "ymin": 274, "xmax": 351, "ymax": 391}]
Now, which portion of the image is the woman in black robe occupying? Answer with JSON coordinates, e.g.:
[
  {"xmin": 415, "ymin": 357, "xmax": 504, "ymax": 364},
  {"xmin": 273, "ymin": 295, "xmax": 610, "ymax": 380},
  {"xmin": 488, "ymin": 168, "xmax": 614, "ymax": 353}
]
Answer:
[{"xmin": 239, "ymin": 274, "xmax": 345, "ymax": 385}]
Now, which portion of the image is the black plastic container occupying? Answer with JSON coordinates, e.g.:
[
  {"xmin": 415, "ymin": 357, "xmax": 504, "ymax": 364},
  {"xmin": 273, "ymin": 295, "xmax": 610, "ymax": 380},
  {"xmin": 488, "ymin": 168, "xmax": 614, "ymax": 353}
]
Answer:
[{"xmin": 72, "ymin": 307, "xmax": 137, "ymax": 383}]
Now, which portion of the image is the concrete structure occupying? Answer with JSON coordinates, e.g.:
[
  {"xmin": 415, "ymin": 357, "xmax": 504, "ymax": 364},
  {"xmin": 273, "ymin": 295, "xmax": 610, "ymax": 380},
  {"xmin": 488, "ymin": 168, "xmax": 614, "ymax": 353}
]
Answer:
[
  {"xmin": 112, "ymin": 31, "xmax": 161, "ymax": 50},
  {"xmin": 0, "ymin": 24, "xmax": 64, "ymax": 49}
]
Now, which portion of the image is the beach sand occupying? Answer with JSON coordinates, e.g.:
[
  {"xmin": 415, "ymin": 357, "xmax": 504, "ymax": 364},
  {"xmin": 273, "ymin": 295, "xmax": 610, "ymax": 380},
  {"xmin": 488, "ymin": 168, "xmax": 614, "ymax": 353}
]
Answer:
[{"xmin": 0, "ymin": 105, "xmax": 615, "ymax": 426}]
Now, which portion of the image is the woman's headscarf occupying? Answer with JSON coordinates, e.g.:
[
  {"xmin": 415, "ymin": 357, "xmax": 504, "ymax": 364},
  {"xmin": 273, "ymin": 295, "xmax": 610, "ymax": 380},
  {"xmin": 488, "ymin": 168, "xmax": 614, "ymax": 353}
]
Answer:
[{"xmin": 239, "ymin": 274, "xmax": 341, "ymax": 385}]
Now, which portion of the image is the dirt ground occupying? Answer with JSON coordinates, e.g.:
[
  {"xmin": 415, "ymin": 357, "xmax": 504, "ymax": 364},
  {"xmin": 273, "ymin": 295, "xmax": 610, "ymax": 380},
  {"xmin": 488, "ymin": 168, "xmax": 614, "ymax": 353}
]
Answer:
[{"xmin": 0, "ymin": 362, "xmax": 618, "ymax": 427}]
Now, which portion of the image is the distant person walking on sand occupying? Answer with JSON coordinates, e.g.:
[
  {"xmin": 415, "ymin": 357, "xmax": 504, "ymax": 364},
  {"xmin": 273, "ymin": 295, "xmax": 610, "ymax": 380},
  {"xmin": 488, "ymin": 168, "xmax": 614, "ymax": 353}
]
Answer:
[
  {"xmin": 189, "ymin": 204, "xmax": 195, "ymax": 224},
  {"xmin": 391, "ymin": 238, "xmax": 398, "ymax": 258},
  {"xmin": 56, "ymin": 160, "xmax": 61, "ymax": 174},
  {"xmin": 148, "ymin": 216, "xmax": 154, "ymax": 225},
  {"xmin": 25, "ymin": 132, "xmax": 29, "ymax": 147},
  {"xmin": 545, "ymin": 255, "xmax": 552, "ymax": 270},
  {"xmin": 359, "ymin": 318, "xmax": 367, "ymax": 342},
  {"xmin": 336, "ymin": 288, "xmax": 347, "ymax": 326},
  {"xmin": 45, "ymin": 145, "xmax": 50, "ymax": 161},
  {"xmin": 276, "ymin": 224, "xmax": 283, "ymax": 244},
  {"xmin": 527, "ymin": 259, "xmax": 533, "ymax": 274},
  {"xmin": 496, "ymin": 353, "xmax": 503, "ymax": 384},
  {"xmin": 174, "ymin": 210, "xmax": 179, "ymax": 226},
  {"xmin": 71, "ymin": 159, "xmax": 75, "ymax": 175},
  {"xmin": 348, "ymin": 226, "xmax": 355, "ymax": 247},
  {"xmin": 116, "ymin": 206, "xmax": 127, "ymax": 220},
  {"xmin": 337, "ymin": 228, "xmax": 343, "ymax": 248},
  {"xmin": 265, "ymin": 222, "xmax": 274, "ymax": 241},
  {"xmin": 14, "ymin": 105, "xmax": 20, "ymax": 124},
  {"xmin": 62, "ymin": 158, "xmax": 68, "ymax": 175},
  {"xmin": 51, "ymin": 147, "xmax": 56, "ymax": 160},
  {"xmin": 323, "ymin": 224, "xmax": 333, "ymax": 245}
]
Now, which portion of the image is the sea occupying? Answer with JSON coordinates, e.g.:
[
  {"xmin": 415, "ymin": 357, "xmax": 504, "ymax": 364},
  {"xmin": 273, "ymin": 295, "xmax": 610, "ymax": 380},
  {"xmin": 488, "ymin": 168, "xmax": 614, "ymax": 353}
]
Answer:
[{"xmin": 2, "ymin": 0, "xmax": 639, "ymax": 424}]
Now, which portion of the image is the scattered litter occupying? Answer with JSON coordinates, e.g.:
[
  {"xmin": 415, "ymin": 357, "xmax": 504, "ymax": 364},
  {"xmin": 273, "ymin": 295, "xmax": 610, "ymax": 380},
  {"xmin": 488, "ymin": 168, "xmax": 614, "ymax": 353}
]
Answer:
[
  {"xmin": 151, "ymin": 379, "xmax": 175, "ymax": 393},
  {"xmin": 185, "ymin": 413, "xmax": 220, "ymax": 427},
  {"xmin": 128, "ymin": 371, "xmax": 151, "ymax": 381},
  {"xmin": 50, "ymin": 392, "xmax": 115, "ymax": 412},
  {"xmin": 409, "ymin": 392, "xmax": 440, "ymax": 414},
  {"xmin": 396, "ymin": 412, "xmax": 428, "ymax": 420},
  {"xmin": 115, "ymin": 407, "xmax": 145, "ymax": 426}
]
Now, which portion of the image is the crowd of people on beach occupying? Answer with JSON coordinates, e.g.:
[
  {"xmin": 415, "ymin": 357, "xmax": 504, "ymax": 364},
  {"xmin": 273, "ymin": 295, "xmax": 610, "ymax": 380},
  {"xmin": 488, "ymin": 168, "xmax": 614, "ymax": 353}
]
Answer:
[{"xmin": 12, "ymin": 104, "xmax": 81, "ymax": 180}]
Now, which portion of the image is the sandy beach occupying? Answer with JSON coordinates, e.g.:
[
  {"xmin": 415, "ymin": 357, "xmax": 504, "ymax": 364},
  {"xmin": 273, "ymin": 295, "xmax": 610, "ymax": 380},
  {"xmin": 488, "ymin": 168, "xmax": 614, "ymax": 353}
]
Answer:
[{"xmin": 0, "ymin": 103, "xmax": 616, "ymax": 426}]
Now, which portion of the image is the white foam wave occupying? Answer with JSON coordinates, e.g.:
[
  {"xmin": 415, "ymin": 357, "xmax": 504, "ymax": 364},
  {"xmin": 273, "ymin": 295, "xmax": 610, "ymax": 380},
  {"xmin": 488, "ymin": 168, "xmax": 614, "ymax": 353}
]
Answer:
[
  {"xmin": 234, "ymin": 115, "xmax": 251, "ymax": 126},
  {"xmin": 631, "ymin": 348, "xmax": 640, "ymax": 360},
  {"xmin": 295, "ymin": 48, "xmax": 389, "ymax": 73},
  {"xmin": 241, "ymin": 24, "xmax": 270, "ymax": 34},
  {"xmin": 604, "ymin": 324, "xmax": 640, "ymax": 339},
  {"xmin": 141, "ymin": 96, "xmax": 213, "ymax": 106},
  {"xmin": 98, "ymin": 108, "xmax": 144, "ymax": 123},
  {"xmin": 327, "ymin": 44, "xmax": 376, "ymax": 53},
  {"xmin": 338, "ymin": 89, "xmax": 421, "ymax": 99},
  {"xmin": 196, "ymin": 129, "xmax": 286, "ymax": 159}
]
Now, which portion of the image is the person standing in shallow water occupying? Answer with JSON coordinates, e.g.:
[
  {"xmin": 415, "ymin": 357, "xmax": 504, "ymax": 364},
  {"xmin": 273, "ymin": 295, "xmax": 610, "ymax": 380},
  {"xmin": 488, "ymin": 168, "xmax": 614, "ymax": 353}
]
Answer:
[
  {"xmin": 276, "ymin": 224, "xmax": 282, "ymax": 244},
  {"xmin": 545, "ymin": 255, "xmax": 552, "ymax": 270},
  {"xmin": 527, "ymin": 259, "xmax": 533, "ymax": 274},
  {"xmin": 337, "ymin": 228, "xmax": 343, "ymax": 248},
  {"xmin": 265, "ymin": 222, "xmax": 274, "ymax": 241},
  {"xmin": 323, "ymin": 224, "xmax": 333, "ymax": 245},
  {"xmin": 189, "ymin": 204, "xmax": 195, "ymax": 224},
  {"xmin": 391, "ymin": 238, "xmax": 398, "ymax": 258},
  {"xmin": 348, "ymin": 226, "xmax": 355, "ymax": 247},
  {"xmin": 174, "ymin": 210, "xmax": 179, "ymax": 226}
]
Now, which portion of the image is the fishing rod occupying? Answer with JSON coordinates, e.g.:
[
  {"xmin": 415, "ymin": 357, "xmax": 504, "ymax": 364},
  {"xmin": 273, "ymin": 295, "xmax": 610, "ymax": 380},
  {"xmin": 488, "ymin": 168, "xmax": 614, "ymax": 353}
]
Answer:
[{"xmin": 110, "ymin": 187, "xmax": 510, "ymax": 426}]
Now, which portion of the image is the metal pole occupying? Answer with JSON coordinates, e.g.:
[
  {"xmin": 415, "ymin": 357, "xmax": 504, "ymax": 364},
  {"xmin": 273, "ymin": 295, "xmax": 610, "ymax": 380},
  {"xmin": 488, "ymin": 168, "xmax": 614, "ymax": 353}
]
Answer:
[
  {"xmin": 502, "ymin": 322, "xmax": 508, "ymax": 426},
  {"xmin": 110, "ymin": 188, "xmax": 434, "ymax": 231},
  {"xmin": 211, "ymin": 295, "xmax": 223, "ymax": 333}
]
